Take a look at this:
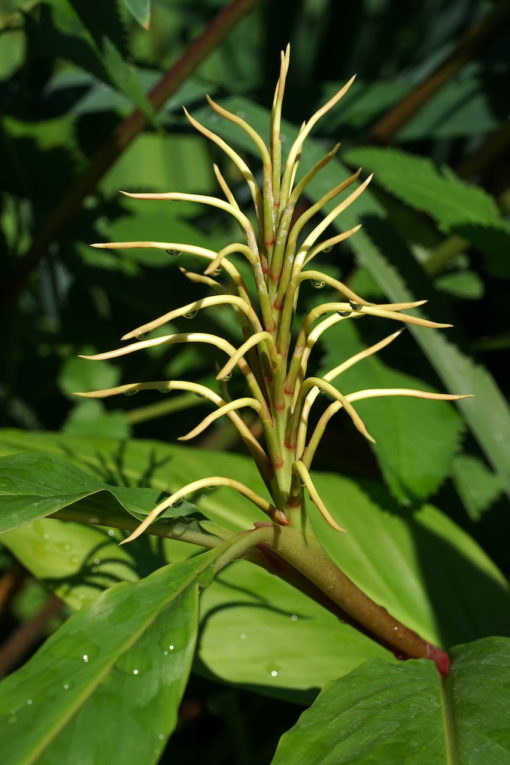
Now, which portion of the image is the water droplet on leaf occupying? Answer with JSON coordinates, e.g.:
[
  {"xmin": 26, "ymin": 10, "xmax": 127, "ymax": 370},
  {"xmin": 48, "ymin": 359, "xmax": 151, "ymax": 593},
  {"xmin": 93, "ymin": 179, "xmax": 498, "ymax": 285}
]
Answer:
[
  {"xmin": 184, "ymin": 310, "xmax": 197, "ymax": 319},
  {"xmin": 310, "ymin": 280, "xmax": 325, "ymax": 289}
]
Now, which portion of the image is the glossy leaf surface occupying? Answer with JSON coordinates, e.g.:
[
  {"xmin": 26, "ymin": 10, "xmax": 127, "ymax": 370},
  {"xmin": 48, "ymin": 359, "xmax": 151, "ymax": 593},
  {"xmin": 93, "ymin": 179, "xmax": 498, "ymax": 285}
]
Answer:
[
  {"xmin": 0, "ymin": 550, "xmax": 220, "ymax": 765},
  {"xmin": 271, "ymin": 637, "xmax": 510, "ymax": 765}
]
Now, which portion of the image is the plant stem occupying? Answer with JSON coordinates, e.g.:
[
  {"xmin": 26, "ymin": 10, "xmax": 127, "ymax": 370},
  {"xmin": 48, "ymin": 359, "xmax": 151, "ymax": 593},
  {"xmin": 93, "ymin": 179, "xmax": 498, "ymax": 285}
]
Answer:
[
  {"xmin": 370, "ymin": 0, "xmax": 510, "ymax": 144},
  {"xmin": 253, "ymin": 525, "xmax": 451, "ymax": 675},
  {"xmin": 52, "ymin": 507, "xmax": 449, "ymax": 674},
  {"xmin": 0, "ymin": 0, "xmax": 260, "ymax": 311}
]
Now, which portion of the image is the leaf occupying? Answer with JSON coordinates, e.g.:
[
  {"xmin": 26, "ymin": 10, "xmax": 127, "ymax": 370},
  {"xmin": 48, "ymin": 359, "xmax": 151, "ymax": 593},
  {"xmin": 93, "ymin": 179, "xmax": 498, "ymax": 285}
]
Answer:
[
  {"xmin": 1, "ymin": 431, "xmax": 509, "ymax": 654},
  {"xmin": 271, "ymin": 637, "xmax": 510, "ymax": 765},
  {"xmin": 123, "ymin": 0, "xmax": 151, "ymax": 29},
  {"xmin": 345, "ymin": 146, "xmax": 501, "ymax": 230},
  {"xmin": 309, "ymin": 470, "xmax": 510, "ymax": 649},
  {"xmin": 0, "ymin": 550, "xmax": 219, "ymax": 765},
  {"xmin": 345, "ymin": 147, "xmax": 510, "ymax": 280},
  {"xmin": 452, "ymin": 455, "xmax": 504, "ymax": 522},
  {"xmin": 64, "ymin": 0, "xmax": 155, "ymax": 121},
  {"xmin": 0, "ymin": 452, "xmax": 199, "ymax": 534},
  {"xmin": 318, "ymin": 319, "xmax": 463, "ymax": 503},
  {"xmin": 62, "ymin": 399, "xmax": 130, "ymax": 439},
  {"xmin": 199, "ymin": 559, "xmax": 387, "ymax": 700},
  {"xmin": 435, "ymin": 270, "xmax": 484, "ymax": 300},
  {"xmin": 58, "ymin": 356, "xmax": 120, "ymax": 398}
]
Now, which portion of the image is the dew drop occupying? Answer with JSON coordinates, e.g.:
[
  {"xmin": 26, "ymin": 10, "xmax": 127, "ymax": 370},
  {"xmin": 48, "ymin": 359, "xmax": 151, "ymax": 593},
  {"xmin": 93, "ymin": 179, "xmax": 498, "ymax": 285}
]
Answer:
[
  {"xmin": 168, "ymin": 644, "xmax": 175, "ymax": 651},
  {"xmin": 132, "ymin": 668, "xmax": 140, "ymax": 675},
  {"xmin": 337, "ymin": 310, "xmax": 352, "ymax": 318},
  {"xmin": 82, "ymin": 654, "xmax": 89, "ymax": 663},
  {"xmin": 211, "ymin": 268, "xmax": 221, "ymax": 276},
  {"xmin": 290, "ymin": 614, "xmax": 298, "ymax": 622},
  {"xmin": 310, "ymin": 280, "xmax": 325, "ymax": 289},
  {"xmin": 220, "ymin": 372, "xmax": 232, "ymax": 382},
  {"xmin": 349, "ymin": 300, "xmax": 362, "ymax": 311},
  {"xmin": 157, "ymin": 734, "xmax": 165, "ymax": 741},
  {"xmin": 239, "ymin": 633, "xmax": 247, "ymax": 640},
  {"xmin": 270, "ymin": 670, "xmax": 278, "ymax": 677},
  {"xmin": 183, "ymin": 310, "xmax": 197, "ymax": 319},
  {"xmin": 125, "ymin": 388, "xmax": 139, "ymax": 396},
  {"xmin": 158, "ymin": 387, "xmax": 170, "ymax": 394},
  {"xmin": 163, "ymin": 650, "xmax": 168, "ymax": 656},
  {"xmin": 134, "ymin": 332, "xmax": 145, "ymax": 340},
  {"xmin": 93, "ymin": 558, "xmax": 101, "ymax": 566},
  {"xmin": 171, "ymin": 500, "xmax": 183, "ymax": 509},
  {"xmin": 26, "ymin": 699, "xmax": 33, "ymax": 705},
  {"xmin": 323, "ymin": 245, "xmax": 333, "ymax": 253},
  {"xmin": 42, "ymin": 533, "xmax": 51, "ymax": 541},
  {"xmin": 165, "ymin": 249, "xmax": 181, "ymax": 257},
  {"xmin": 107, "ymin": 529, "xmax": 115, "ymax": 537},
  {"xmin": 63, "ymin": 683, "xmax": 70, "ymax": 691}
]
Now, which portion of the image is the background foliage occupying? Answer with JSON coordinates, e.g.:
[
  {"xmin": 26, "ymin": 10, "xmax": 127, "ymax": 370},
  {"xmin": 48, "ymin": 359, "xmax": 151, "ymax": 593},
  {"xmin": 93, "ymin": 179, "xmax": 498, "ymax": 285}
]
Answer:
[{"xmin": 1, "ymin": 0, "xmax": 510, "ymax": 762}]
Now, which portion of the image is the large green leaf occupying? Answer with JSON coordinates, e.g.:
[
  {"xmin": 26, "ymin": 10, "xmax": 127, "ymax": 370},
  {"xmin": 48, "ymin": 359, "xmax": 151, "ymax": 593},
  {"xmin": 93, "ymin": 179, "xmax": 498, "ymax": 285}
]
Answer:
[
  {"xmin": 271, "ymin": 637, "xmax": 510, "ymax": 765},
  {"xmin": 0, "ymin": 452, "xmax": 199, "ymax": 534},
  {"xmin": 0, "ymin": 549, "xmax": 220, "ymax": 765},
  {"xmin": 199, "ymin": 558, "xmax": 387, "ymax": 699},
  {"xmin": 318, "ymin": 320, "xmax": 463, "ymax": 503},
  {"xmin": 2, "ymin": 513, "xmax": 388, "ymax": 701},
  {"xmin": 1, "ymin": 431, "xmax": 509, "ymax": 653}
]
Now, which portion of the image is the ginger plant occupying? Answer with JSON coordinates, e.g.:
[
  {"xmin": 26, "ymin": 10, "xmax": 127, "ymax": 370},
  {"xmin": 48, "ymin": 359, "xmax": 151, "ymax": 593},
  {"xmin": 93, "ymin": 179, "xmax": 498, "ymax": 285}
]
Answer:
[{"xmin": 77, "ymin": 47, "xmax": 469, "ymax": 673}]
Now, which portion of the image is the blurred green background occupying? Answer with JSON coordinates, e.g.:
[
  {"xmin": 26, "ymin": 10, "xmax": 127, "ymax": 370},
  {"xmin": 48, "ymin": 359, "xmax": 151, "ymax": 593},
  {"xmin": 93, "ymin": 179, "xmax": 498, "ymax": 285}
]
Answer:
[{"xmin": 1, "ymin": 0, "xmax": 510, "ymax": 761}]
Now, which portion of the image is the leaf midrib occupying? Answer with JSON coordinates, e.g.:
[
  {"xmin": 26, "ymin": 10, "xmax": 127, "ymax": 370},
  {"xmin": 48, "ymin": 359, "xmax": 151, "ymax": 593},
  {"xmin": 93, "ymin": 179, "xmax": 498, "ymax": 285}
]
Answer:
[
  {"xmin": 21, "ymin": 555, "xmax": 211, "ymax": 765},
  {"xmin": 438, "ymin": 670, "xmax": 459, "ymax": 765}
]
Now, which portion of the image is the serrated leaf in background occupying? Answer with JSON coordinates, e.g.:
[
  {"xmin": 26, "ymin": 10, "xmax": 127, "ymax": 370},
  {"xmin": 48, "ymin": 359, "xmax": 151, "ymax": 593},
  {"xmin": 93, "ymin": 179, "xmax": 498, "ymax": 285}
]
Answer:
[{"xmin": 345, "ymin": 146, "xmax": 501, "ymax": 230}]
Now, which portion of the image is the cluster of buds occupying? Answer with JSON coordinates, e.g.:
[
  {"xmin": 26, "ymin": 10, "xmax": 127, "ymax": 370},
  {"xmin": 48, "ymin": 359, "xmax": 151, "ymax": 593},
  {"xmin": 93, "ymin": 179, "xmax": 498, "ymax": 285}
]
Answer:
[{"xmin": 78, "ymin": 47, "xmax": 468, "ymax": 543}]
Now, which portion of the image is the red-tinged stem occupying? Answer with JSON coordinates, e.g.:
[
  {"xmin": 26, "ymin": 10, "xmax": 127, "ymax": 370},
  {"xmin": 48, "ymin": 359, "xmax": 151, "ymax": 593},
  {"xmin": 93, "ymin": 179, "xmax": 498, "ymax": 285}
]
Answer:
[
  {"xmin": 245, "ymin": 524, "xmax": 450, "ymax": 675},
  {"xmin": 56, "ymin": 503, "xmax": 450, "ymax": 675},
  {"xmin": 0, "ymin": 0, "xmax": 260, "ymax": 311}
]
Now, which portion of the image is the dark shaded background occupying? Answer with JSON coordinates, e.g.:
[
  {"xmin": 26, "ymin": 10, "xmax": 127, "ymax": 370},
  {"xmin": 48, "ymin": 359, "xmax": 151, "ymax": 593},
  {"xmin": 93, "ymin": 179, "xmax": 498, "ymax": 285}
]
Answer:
[{"xmin": 1, "ymin": 0, "xmax": 510, "ymax": 761}]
